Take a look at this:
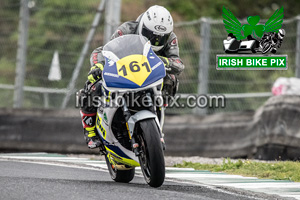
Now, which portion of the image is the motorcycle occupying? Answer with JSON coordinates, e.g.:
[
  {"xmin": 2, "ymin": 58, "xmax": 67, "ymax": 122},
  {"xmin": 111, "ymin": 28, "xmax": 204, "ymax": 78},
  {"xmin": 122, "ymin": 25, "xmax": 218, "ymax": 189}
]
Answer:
[
  {"xmin": 259, "ymin": 33, "xmax": 279, "ymax": 54},
  {"xmin": 90, "ymin": 35, "xmax": 166, "ymax": 187}
]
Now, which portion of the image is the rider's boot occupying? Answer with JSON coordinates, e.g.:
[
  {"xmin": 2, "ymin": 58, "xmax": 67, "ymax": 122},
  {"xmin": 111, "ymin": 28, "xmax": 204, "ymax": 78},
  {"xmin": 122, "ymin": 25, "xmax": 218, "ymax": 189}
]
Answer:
[
  {"xmin": 78, "ymin": 87, "xmax": 103, "ymax": 149},
  {"xmin": 80, "ymin": 110, "xmax": 102, "ymax": 149}
]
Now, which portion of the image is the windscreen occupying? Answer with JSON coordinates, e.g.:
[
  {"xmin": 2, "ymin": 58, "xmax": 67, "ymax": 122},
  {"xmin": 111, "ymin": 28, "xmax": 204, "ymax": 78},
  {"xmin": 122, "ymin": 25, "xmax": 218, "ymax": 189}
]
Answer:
[{"xmin": 103, "ymin": 35, "xmax": 148, "ymax": 59}]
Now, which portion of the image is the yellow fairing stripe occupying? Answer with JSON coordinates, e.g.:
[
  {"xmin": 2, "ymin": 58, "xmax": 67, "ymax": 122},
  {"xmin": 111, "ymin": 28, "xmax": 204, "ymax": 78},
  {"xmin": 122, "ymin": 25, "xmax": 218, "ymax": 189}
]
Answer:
[
  {"xmin": 125, "ymin": 122, "xmax": 131, "ymax": 139},
  {"xmin": 96, "ymin": 113, "xmax": 107, "ymax": 139},
  {"xmin": 105, "ymin": 146, "xmax": 140, "ymax": 167},
  {"xmin": 106, "ymin": 91, "xmax": 111, "ymax": 102}
]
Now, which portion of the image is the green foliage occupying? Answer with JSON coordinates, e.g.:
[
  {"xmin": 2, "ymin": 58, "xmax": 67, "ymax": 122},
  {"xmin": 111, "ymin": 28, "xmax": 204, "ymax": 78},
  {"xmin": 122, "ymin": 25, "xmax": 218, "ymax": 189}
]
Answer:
[
  {"xmin": 0, "ymin": 0, "xmax": 19, "ymax": 81},
  {"xmin": 174, "ymin": 158, "xmax": 300, "ymax": 182},
  {"xmin": 158, "ymin": 0, "xmax": 300, "ymax": 20},
  {"xmin": 161, "ymin": 0, "xmax": 233, "ymax": 20},
  {"xmin": 22, "ymin": 0, "xmax": 99, "ymax": 91},
  {"xmin": 0, "ymin": 57, "xmax": 16, "ymax": 84}
]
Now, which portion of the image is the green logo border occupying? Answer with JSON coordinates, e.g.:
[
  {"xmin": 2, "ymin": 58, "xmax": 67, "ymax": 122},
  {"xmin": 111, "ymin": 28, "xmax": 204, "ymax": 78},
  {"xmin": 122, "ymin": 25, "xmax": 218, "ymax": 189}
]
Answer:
[{"xmin": 216, "ymin": 54, "xmax": 288, "ymax": 70}]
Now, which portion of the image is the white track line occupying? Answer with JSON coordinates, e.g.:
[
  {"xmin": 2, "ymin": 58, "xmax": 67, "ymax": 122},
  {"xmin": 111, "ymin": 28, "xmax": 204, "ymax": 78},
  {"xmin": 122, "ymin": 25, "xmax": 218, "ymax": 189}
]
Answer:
[
  {"xmin": 0, "ymin": 157, "xmax": 261, "ymax": 200},
  {"xmin": 0, "ymin": 153, "xmax": 297, "ymax": 200}
]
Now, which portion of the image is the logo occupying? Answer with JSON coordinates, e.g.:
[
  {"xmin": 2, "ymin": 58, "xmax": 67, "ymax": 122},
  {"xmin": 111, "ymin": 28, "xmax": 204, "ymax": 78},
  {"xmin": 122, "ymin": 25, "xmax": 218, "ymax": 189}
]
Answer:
[
  {"xmin": 217, "ymin": 6, "xmax": 287, "ymax": 70},
  {"xmin": 103, "ymin": 112, "xmax": 108, "ymax": 122},
  {"xmin": 170, "ymin": 38, "xmax": 177, "ymax": 46},
  {"xmin": 108, "ymin": 60, "xmax": 114, "ymax": 66},
  {"xmin": 146, "ymin": 11, "xmax": 151, "ymax": 21},
  {"xmin": 98, "ymin": 106, "xmax": 103, "ymax": 114},
  {"xmin": 83, "ymin": 116, "xmax": 93, "ymax": 126},
  {"xmin": 154, "ymin": 25, "xmax": 167, "ymax": 32},
  {"xmin": 92, "ymin": 53, "xmax": 98, "ymax": 64},
  {"xmin": 117, "ymin": 30, "xmax": 123, "ymax": 36},
  {"xmin": 96, "ymin": 117, "xmax": 106, "ymax": 138}
]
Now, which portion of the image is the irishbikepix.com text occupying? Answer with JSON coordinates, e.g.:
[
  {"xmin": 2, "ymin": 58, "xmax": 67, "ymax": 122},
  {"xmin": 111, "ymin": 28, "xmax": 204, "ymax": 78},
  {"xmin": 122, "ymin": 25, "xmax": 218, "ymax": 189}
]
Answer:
[{"xmin": 76, "ymin": 92, "xmax": 226, "ymax": 109}]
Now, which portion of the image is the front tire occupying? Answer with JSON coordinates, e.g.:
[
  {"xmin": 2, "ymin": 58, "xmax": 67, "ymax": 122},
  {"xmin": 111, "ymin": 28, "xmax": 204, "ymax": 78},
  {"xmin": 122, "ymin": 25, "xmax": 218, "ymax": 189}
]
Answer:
[
  {"xmin": 105, "ymin": 155, "xmax": 135, "ymax": 183},
  {"xmin": 262, "ymin": 43, "xmax": 272, "ymax": 54},
  {"xmin": 137, "ymin": 119, "xmax": 165, "ymax": 187}
]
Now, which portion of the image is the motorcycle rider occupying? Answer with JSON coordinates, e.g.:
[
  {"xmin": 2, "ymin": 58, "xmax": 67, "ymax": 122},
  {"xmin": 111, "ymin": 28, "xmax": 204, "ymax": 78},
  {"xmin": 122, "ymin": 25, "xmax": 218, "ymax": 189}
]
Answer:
[
  {"xmin": 79, "ymin": 5, "xmax": 185, "ymax": 149},
  {"xmin": 259, "ymin": 29, "xmax": 285, "ymax": 53}
]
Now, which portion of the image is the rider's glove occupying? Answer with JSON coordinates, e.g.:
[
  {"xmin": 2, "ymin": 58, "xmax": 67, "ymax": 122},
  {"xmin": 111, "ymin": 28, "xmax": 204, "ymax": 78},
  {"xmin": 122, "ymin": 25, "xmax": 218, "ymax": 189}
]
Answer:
[
  {"xmin": 158, "ymin": 56, "xmax": 171, "ymax": 72},
  {"xmin": 162, "ymin": 74, "xmax": 178, "ymax": 105},
  {"xmin": 88, "ymin": 63, "xmax": 104, "ymax": 83}
]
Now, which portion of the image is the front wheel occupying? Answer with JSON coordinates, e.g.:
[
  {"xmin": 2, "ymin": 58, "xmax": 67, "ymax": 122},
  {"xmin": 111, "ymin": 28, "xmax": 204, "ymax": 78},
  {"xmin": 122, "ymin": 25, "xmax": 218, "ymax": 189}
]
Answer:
[
  {"xmin": 105, "ymin": 155, "xmax": 135, "ymax": 183},
  {"xmin": 262, "ymin": 42, "xmax": 272, "ymax": 54},
  {"xmin": 137, "ymin": 119, "xmax": 165, "ymax": 187}
]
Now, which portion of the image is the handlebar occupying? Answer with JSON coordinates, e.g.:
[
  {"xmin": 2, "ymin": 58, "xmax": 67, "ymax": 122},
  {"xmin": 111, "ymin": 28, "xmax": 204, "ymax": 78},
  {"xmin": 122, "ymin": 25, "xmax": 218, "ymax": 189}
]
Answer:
[{"xmin": 84, "ymin": 78, "xmax": 102, "ymax": 93}]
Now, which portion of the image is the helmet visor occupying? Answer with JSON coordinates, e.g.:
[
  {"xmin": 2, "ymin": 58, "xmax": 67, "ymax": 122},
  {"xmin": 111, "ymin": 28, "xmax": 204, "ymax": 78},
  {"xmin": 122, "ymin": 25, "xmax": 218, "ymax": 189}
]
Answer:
[{"xmin": 142, "ymin": 24, "xmax": 170, "ymax": 49}]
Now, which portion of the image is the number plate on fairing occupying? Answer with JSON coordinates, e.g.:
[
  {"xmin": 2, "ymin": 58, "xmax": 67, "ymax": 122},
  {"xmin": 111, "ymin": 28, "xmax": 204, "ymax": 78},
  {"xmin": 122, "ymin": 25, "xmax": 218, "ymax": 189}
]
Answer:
[
  {"xmin": 103, "ymin": 48, "xmax": 166, "ymax": 89},
  {"xmin": 116, "ymin": 55, "xmax": 152, "ymax": 86}
]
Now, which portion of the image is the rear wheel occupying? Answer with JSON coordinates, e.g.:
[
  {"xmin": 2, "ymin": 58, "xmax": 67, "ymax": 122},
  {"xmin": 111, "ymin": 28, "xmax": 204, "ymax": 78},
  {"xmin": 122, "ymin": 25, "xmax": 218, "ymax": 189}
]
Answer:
[
  {"xmin": 105, "ymin": 155, "xmax": 135, "ymax": 183},
  {"xmin": 137, "ymin": 119, "xmax": 165, "ymax": 187}
]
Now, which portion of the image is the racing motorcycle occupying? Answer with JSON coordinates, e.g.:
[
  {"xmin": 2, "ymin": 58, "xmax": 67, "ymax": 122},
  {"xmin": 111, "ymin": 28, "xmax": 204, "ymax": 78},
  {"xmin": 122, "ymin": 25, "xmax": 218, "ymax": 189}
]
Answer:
[
  {"xmin": 90, "ymin": 35, "xmax": 166, "ymax": 187},
  {"xmin": 259, "ymin": 32, "xmax": 282, "ymax": 54}
]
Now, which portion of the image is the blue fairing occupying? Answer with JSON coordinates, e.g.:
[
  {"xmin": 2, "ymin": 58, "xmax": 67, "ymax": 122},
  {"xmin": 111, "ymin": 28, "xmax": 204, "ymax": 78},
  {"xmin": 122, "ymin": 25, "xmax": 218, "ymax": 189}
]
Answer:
[
  {"xmin": 103, "ymin": 48, "xmax": 166, "ymax": 89},
  {"xmin": 143, "ymin": 48, "xmax": 166, "ymax": 86},
  {"xmin": 100, "ymin": 136, "xmax": 131, "ymax": 159}
]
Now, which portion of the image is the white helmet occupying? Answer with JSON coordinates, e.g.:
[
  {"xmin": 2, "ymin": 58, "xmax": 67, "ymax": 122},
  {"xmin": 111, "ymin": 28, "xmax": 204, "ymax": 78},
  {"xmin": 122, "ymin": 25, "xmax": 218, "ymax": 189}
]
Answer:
[{"xmin": 138, "ymin": 5, "xmax": 173, "ymax": 52}]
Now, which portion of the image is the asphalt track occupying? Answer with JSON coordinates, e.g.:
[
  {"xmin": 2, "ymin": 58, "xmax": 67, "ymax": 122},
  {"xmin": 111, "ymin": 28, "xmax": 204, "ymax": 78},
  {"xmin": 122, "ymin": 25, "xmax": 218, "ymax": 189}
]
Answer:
[{"xmin": 0, "ymin": 160, "xmax": 268, "ymax": 200}]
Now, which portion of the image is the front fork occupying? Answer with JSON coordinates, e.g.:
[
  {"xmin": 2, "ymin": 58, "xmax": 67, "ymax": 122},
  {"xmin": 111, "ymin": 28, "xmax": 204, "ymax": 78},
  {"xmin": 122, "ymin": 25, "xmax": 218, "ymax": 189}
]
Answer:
[
  {"xmin": 120, "ymin": 96, "xmax": 142, "ymax": 156},
  {"xmin": 120, "ymin": 92, "xmax": 165, "ymax": 156}
]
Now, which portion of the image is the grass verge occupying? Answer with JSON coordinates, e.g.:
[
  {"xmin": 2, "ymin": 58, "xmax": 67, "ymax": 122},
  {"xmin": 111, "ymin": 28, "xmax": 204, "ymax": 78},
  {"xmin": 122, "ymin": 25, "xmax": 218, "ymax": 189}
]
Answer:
[{"xmin": 174, "ymin": 158, "xmax": 300, "ymax": 182}]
